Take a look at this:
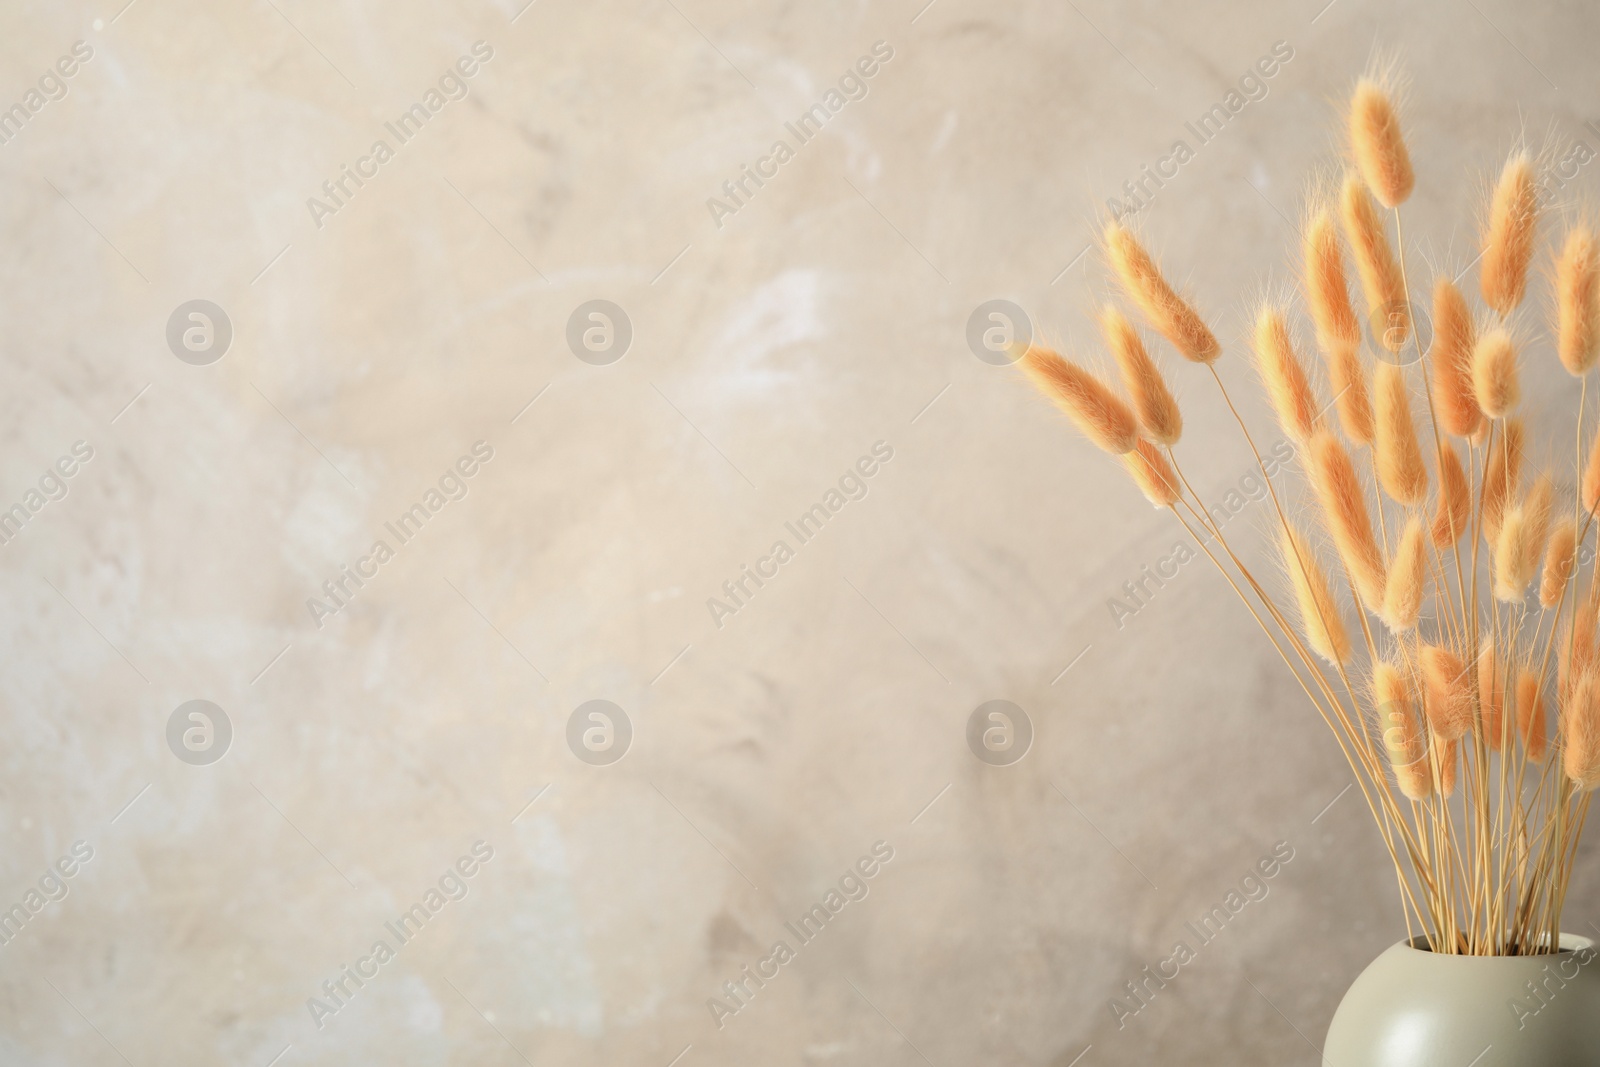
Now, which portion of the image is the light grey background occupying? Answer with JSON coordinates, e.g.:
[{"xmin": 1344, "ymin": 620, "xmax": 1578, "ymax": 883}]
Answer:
[{"xmin": 1, "ymin": 0, "xmax": 1596, "ymax": 1064}]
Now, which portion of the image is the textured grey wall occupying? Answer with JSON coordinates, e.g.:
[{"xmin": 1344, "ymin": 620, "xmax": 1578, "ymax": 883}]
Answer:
[{"xmin": 1, "ymin": 0, "xmax": 1597, "ymax": 1064}]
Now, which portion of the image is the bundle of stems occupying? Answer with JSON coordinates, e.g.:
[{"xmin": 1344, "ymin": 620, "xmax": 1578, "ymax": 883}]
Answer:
[{"xmin": 1020, "ymin": 74, "xmax": 1600, "ymax": 955}]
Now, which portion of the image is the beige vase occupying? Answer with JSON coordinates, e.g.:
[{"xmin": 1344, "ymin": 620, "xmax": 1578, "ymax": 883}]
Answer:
[{"xmin": 1324, "ymin": 934, "xmax": 1600, "ymax": 1066}]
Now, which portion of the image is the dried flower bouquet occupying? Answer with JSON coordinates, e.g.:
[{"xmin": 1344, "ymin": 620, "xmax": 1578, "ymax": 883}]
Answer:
[{"xmin": 1020, "ymin": 73, "xmax": 1599, "ymax": 955}]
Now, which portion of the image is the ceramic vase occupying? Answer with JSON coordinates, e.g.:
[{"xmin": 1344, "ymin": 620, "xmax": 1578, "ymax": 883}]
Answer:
[{"xmin": 1324, "ymin": 934, "xmax": 1600, "ymax": 1066}]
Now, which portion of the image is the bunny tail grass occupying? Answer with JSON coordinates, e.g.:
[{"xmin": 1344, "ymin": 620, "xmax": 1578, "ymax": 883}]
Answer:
[
  {"xmin": 1303, "ymin": 207, "xmax": 1363, "ymax": 349},
  {"xmin": 1556, "ymin": 226, "xmax": 1600, "ymax": 376},
  {"xmin": 1541, "ymin": 520, "xmax": 1578, "ymax": 609},
  {"xmin": 1436, "ymin": 736, "xmax": 1459, "ymax": 798},
  {"xmin": 1282, "ymin": 524, "xmax": 1354, "ymax": 665},
  {"xmin": 1376, "ymin": 661, "xmax": 1432, "ymax": 800},
  {"xmin": 1482, "ymin": 418, "xmax": 1524, "ymax": 544},
  {"xmin": 1381, "ymin": 517, "xmax": 1427, "ymax": 632},
  {"xmin": 1517, "ymin": 669, "xmax": 1548, "ymax": 762},
  {"xmin": 1122, "ymin": 438, "xmax": 1182, "ymax": 507},
  {"xmin": 1374, "ymin": 362, "xmax": 1428, "ymax": 504},
  {"xmin": 1582, "ymin": 422, "xmax": 1600, "ymax": 515},
  {"xmin": 1103, "ymin": 306, "xmax": 1183, "ymax": 446},
  {"xmin": 1349, "ymin": 78, "xmax": 1414, "ymax": 208},
  {"xmin": 1432, "ymin": 442, "xmax": 1471, "ymax": 547},
  {"xmin": 1018, "ymin": 346, "xmax": 1139, "ymax": 454},
  {"xmin": 1103, "ymin": 223, "xmax": 1221, "ymax": 364},
  {"xmin": 1308, "ymin": 429, "xmax": 1387, "ymax": 608},
  {"xmin": 1494, "ymin": 476, "xmax": 1551, "ymax": 602},
  {"xmin": 1341, "ymin": 173, "xmax": 1409, "ymax": 354},
  {"xmin": 1429, "ymin": 277, "xmax": 1483, "ymax": 437},
  {"xmin": 1472, "ymin": 329, "xmax": 1522, "ymax": 420},
  {"xmin": 1005, "ymin": 70, "xmax": 1600, "ymax": 954},
  {"xmin": 1480, "ymin": 152, "xmax": 1539, "ymax": 318},
  {"xmin": 1563, "ymin": 668, "xmax": 1600, "ymax": 790},
  {"xmin": 1253, "ymin": 306, "xmax": 1321, "ymax": 441},
  {"xmin": 1325, "ymin": 341, "xmax": 1375, "ymax": 445},
  {"xmin": 1422, "ymin": 644, "xmax": 1474, "ymax": 742}
]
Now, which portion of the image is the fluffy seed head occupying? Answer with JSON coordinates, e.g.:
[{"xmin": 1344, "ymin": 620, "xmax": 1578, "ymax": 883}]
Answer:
[
  {"xmin": 1303, "ymin": 207, "xmax": 1362, "ymax": 349},
  {"xmin": 1429, "ymin": 278, "xmax": 1483, "ymax": 437},
  {"xmin": 1340, "ymin": 174, "xmax": 1410, "ymax": 353},
  {"xmin": 1103, "ymin": 306, "xmax": 1183, "ymax": 446},
  {"xmin": 1375, "ymin": 661, "xmax": 1431, "ymax": 800},
  {"xmin": 1494, "ymin": 475, "xmax": 1550, "ymax": 603},
  {"xmin": 1374, "ymin": 363, "xmax": 1428, "ymax": 504},
  {"xmin": 1556, "ymin": 227, "xmax": 1600, "ymax": 375},
  {"xmin": 1253, "ymin": 307, "xmax": 1320, "ymax": 441},
  {"xmin": 1019, "ymin": 346, "xmax": 1139, "ymax": 454},
  {"xmin": 1431, "ymin": 443, "xmax": 1470, "ymax": 547},
  {"xmin": 1525, "ymin": 473, "xmax": 1554, "ymax": 563},
  {"xmin": 1495, "ymin": 508, "xmax": 1529, "ymax": 602},
  {"xmin": 1479, "ymin": 642, "xmax": 1508, "ymax": 751},
  {"xmin": 1381, "ymin": 517, "xmax": 1427, "ymax": 632},
  {"xmin": 1282, "ymin": 525, "xmax": 1352, "ymax": 665},
  {"xmin": 1517, "ymin": 669, "xmax": 1547, "ymax": 762},
  {"xmin": 1349, "ymin": 79, "xmax": 1414, "ymax": 208},
  {"xmin": 1103, "ymin": 223, "xmax": 1221, "ymax": 363},
  {"xmin": 1582, "ymin": 423, "xmax": 1600, "ymax": 515},
  {"xmin": 1422, "ymin": 644, "xmax": 1473, "ymax": 741},
  {"xmin": 1472, "ymin": 329, "xmax": 1521, "ymax": 419},
  {"xmin": 1541, "ymin": 520, "xmax": 1578, "ymax": 609},
  {"xmin": 1482, "ymin": 418, "xmax": 1524, "ymax": 544},
  {"xmin": 1323, "ymin": 341, "xmax": 1375, "ymax": 445},
  {"xmin": 1480, "ymin": 153, "xmax": 1539, "ymax": 317},
  {"xmin": 1122, "ymin": 438, "xmax": 1181, "ymax": 507},
  {"xmin": 1308, "ymin": 429, "xmax": 1387, "ymax": 608},
  {"xmin": 1568, "ymin": 597, "xmax": 1600, "ymax": 701},
  {"xmin": 1435, "ymin": 736, "xmax": 1459, "ymax": 798},
  {"xmin": 1563, "ymin": 668, "xmax": 1600, "ymax": 790}
]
